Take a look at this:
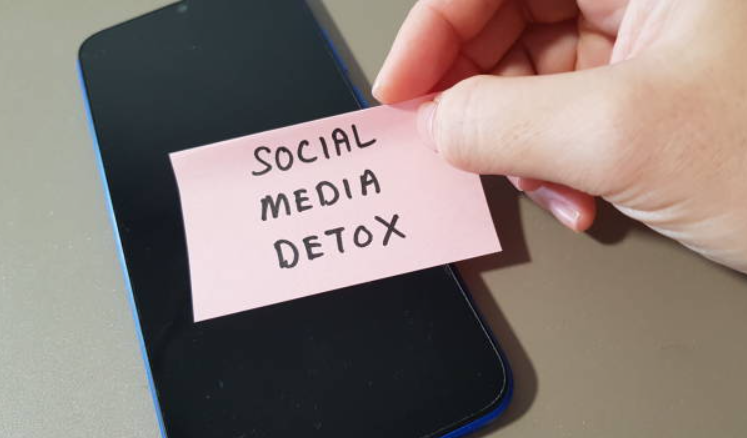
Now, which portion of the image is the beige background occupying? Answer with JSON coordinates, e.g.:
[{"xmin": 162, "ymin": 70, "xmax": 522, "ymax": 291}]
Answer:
[{"xmin": 1, "ymin": 1, "xmax": 746, "ymax": 437}]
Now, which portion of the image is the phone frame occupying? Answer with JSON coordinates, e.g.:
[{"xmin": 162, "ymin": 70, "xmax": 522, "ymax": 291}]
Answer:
[{"xmin": 76, "ymin": 3, "xmax": 512, "ymax": 437}]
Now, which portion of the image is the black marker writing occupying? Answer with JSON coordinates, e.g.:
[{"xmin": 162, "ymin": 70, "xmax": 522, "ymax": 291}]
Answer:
[
  {"xmin": 251, "ymin": 124, "xmax": 377, "ymax": 177},
  {"xmin": 260, "ymin": 169, "xmax": 381, "ymax": 221},
  {"xmin": 273, "ymin": 213, "xmax": 406, "ymax": 269}
]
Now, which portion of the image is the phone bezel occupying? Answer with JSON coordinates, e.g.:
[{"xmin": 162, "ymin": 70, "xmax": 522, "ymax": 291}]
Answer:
[{"xmin": 77, "ymin": 2, "xmax": 512, "ymax": 436}]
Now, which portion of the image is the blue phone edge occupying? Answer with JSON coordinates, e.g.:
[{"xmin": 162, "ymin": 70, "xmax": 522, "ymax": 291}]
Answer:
[{"xmin": 76, "ymin": 63, "xmax": 170, "ymax": 438}]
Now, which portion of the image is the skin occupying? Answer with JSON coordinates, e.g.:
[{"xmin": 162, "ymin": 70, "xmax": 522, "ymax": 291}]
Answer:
[{"xmin": 374, "ymin": 0, "xmax": 747, "ymax": 273}]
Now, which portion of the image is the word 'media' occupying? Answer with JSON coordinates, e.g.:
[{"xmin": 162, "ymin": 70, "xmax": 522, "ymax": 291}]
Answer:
[{"xmin": 260, "ymin": 169, "xmax": 381, "ymax": 221}]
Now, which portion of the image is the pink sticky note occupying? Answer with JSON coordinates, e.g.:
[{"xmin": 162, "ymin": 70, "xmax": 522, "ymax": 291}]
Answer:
[{"xmin": 170, "ymin": 97, "xmax": 501, "ymax": 322}]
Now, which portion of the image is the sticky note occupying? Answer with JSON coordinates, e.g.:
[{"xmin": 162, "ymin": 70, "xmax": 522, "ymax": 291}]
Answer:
[{"xmin": 170, "ymin": 96, "xmax": 501, "ymax": 322}]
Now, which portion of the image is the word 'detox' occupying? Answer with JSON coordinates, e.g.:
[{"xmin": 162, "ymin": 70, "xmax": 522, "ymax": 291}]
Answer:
[
  {"xmin": 171, "ymin": 96, "xmax": 501, "ymax": 322},
  {"xmin": 274, "ymin": 214, "xmax": 405, "ymax": 269}
]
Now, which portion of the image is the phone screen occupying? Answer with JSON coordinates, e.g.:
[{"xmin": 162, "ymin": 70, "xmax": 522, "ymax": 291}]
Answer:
[{"xmin": 79, "ymin": 1, "xmax": 509, "ymax": 437}]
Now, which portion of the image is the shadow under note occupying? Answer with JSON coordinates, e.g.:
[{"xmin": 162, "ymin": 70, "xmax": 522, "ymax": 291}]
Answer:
[{"xmin": 478, "ymin": 175, "xmax": 531, "ymax": 269}]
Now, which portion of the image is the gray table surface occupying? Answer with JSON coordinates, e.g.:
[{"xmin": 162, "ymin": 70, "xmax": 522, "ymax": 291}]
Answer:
[{"xmin": 2, "ymin": 1, "xmax": 746, "ymax": 437}]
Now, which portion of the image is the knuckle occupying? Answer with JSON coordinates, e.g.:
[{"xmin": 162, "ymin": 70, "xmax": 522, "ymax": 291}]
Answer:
[
  {"xmin": 582, "ymin": 72, "xmax": 661, "ymax": 194},
  {"xmin": 435, "ymin": 75, "xmax": 493, "ymax": 172},
  {"xmin": 613, "ymin": 74, "xmax": 675, "ymax": 185}
]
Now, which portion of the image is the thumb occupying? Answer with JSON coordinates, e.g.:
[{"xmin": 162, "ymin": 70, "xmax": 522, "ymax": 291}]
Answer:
[{"xmin": 418, "ymin": 64, "xmax": 644, "ymax": 197}]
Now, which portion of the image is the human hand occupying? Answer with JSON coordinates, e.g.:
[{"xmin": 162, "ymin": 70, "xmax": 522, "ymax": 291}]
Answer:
[{"xmin": 373, "ymin": 0, "xmax": 747, "ymax": 273}]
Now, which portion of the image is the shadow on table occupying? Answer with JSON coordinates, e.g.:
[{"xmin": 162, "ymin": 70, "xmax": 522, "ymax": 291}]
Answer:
[
  {"xmin": 588, "ymin": 199, "xmax": 747, "ymax": 280},
  {"xmin": 587, "ymin": 198, "xmax": 648, "ymax": 245},
  {"xmin": 463, "ymin": 179, "xmax": 663, "ymax": 432},
  {"xmin": 456, "ymin": 176, "xmax": 537, "ymax": 432}
]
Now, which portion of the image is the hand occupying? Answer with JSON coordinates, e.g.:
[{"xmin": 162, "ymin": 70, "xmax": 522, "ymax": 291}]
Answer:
[{"xmin": 374, "ymin": 0, "xmax": 747, "ymax": 273}]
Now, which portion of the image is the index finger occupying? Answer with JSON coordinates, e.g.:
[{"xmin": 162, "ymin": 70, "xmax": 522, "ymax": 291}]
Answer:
[{"xmin": 373, "ymin": 0, "xmax": 506, "ymax": 104}]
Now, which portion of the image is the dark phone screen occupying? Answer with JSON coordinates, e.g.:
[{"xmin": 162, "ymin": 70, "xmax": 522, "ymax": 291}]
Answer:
[{"xmin": 79, "ymin": 1, "xmax": 508, "ymax": 437}]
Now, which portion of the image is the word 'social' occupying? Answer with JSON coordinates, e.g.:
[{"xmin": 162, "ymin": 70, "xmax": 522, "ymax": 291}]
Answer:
[
  {"xmin": 251, "ymin": 124, "xmax": 376, "ymax": 177},
  {"xmin": 274, "ymin": 214, "xmax": 406, "ymax": 268}
]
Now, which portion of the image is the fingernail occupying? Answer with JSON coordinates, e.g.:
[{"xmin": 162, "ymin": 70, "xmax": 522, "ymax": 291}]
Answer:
[
  {"xmin": 549, "ymin": 200, "xmax": 581, "ymax": 231},
  {"xmin": 517, "ymin": 177, "xmax": 543, "ymax": 192},
  {"xmin": 507, "ymin": 176, "xmax": 545, "ymax": 192},
  {"xmin": 530, "ymin": 187, "xmax": 581, "ymax": 231},
  {"xmin": 417, "ymin": 101, "xmax": 438, "ymax": 152},
  {"xmin": 507, "ymin": 176, "xmax": 523, "ymax": 191},
  {"xmin": 372, "ymin": 76, "xmax": 384, "ymax": 100}
]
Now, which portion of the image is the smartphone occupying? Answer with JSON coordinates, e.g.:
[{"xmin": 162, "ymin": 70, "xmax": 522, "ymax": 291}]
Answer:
[{"xmin": 78, "ymin": 1, "xmax": 511, "ymax": 437}]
